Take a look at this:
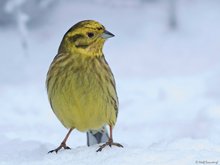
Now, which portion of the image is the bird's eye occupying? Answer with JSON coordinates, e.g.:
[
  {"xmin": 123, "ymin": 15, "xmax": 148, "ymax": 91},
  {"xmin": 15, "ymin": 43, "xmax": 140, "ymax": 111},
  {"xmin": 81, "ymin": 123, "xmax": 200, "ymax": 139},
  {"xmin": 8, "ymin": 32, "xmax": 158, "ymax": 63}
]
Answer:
[{"xmin": 87, "ymin": 32, "xmax": 94, "ymax": 38}]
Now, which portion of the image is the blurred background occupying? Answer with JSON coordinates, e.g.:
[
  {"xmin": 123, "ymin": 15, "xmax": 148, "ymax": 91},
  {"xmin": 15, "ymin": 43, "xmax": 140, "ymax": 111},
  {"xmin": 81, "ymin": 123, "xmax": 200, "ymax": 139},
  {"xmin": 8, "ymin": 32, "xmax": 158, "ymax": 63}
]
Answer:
[{"xmin": 1, "ymin": 0, "xmax": 220, "ymax": 163}]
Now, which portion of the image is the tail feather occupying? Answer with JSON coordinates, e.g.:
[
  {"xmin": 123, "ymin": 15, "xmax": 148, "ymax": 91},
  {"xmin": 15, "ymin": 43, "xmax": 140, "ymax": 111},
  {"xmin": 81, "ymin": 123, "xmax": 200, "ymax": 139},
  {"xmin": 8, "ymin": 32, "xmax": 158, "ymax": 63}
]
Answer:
[{"xmin": 87, "ymin": 126, "xmax": 109, "ymax": 146}]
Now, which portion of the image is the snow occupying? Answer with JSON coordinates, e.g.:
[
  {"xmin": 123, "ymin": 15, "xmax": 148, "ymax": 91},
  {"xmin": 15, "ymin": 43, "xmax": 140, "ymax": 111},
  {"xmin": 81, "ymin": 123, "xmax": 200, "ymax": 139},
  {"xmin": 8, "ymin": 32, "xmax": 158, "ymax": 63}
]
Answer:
[{"xmin": 1, "ymin": 0, "xmax": 220, "ymax": 164}]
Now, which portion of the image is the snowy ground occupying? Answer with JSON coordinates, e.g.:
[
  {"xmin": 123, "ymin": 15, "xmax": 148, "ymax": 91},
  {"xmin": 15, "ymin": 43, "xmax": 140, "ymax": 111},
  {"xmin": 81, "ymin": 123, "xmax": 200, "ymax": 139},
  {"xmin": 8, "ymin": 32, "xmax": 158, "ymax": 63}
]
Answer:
[{"xmin": 1, "ymin": 0, "xmax": 220, "ymax": 164}]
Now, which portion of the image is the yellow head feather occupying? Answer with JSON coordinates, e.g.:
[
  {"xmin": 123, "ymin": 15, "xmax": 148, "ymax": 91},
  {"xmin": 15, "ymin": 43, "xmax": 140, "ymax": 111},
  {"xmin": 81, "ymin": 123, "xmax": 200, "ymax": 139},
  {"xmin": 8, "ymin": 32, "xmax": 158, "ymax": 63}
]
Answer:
[{"xmin": 58, "ymin": 20, "xmax": 112, "ymax": 57}]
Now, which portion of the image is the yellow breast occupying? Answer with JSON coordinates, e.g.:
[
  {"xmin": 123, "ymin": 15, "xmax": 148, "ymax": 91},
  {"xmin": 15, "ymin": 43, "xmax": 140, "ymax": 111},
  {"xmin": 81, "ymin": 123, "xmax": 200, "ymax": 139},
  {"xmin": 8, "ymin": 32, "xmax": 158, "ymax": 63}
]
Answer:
[{"xmin": 46, "ymin": 54, "xmax": 118, "ymax": 132}]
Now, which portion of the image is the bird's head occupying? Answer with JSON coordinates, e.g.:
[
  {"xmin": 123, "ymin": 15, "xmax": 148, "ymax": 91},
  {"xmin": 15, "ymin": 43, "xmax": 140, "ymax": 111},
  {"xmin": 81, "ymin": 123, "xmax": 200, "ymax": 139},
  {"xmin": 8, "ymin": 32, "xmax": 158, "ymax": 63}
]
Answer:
[{"xmin": 58, "ymin": 20, "xmax": 114, "ymax": 57}]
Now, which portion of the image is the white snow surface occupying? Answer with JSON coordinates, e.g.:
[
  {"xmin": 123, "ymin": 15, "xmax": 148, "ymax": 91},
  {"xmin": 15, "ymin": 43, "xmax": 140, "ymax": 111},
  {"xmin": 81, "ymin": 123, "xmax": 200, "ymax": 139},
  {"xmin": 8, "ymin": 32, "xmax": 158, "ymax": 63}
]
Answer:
[{"xmin": 1, "ymin": 0, "xmax": 220, "ymax": 164}]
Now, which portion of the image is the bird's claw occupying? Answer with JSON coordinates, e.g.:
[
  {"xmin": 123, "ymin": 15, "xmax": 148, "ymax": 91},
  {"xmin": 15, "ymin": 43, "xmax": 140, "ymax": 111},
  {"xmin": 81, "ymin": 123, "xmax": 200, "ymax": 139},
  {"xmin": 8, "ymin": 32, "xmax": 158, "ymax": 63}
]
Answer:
[
  {"xmin": 48, "ymin": 142, "xmax": 71, "ymax": 154},
  {"xmin": 96, "ymin": 140, "xmax": 123, "ymax": 152},
  {"xmin": 64, "ymin": 146, "xmax": 71, "ymax": 150}
]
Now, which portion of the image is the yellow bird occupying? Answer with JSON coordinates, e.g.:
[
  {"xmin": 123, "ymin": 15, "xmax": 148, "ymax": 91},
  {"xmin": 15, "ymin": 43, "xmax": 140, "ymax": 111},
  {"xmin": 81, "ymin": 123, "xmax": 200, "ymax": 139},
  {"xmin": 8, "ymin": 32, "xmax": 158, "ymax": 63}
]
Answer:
[{"xmin": 46, "ymin": 20, "xmax": 123, "ymax": 153}]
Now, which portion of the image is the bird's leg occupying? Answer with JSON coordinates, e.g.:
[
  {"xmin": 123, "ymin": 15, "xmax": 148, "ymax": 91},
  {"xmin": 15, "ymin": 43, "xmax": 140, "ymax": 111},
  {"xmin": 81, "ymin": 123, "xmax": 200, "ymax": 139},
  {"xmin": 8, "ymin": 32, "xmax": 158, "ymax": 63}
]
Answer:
[
  {"xmin": 96, "ymin": 126, "xmax": 123, "ymax": 152},
  {"xmin": 48, "ymin": 128, "xmax": 73, "ymax": 153}
]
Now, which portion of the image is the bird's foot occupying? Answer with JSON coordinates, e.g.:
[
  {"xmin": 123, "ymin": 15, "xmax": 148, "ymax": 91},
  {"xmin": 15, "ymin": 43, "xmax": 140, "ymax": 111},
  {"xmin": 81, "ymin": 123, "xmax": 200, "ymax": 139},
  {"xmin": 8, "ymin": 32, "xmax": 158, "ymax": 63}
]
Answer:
[
  {"xmin": 96, "ymin": 138, "xmax": 123, "ymax": 152},
  {"xmin": 48, "ymin": 142, "xmax": 71, "ymax": 154}
]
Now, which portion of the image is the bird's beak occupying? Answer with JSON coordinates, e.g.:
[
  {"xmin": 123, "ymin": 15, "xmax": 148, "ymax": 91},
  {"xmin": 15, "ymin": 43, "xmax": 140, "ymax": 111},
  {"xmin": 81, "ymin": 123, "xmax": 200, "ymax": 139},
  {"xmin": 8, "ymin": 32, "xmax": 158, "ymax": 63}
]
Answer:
[{"xmin": 101, "ymin": 30, "xmax": 115, "ymax": 39}]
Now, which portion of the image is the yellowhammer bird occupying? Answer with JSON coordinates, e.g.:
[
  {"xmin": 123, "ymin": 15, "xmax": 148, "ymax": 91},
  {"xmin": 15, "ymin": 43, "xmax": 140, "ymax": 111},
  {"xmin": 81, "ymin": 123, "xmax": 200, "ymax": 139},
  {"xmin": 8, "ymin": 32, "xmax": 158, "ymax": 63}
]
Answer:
[{"xmin": 46, "ymin": 20, "xmax": 123, "ymax": 153}]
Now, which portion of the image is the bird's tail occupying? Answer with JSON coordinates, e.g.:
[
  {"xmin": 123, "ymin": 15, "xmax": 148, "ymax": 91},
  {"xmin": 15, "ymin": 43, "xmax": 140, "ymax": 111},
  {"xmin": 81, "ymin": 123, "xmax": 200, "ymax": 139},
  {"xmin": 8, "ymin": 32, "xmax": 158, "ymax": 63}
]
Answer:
[{"xmin": 86, "ymin": 125, "xmax": 109, "ymax": 146}]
